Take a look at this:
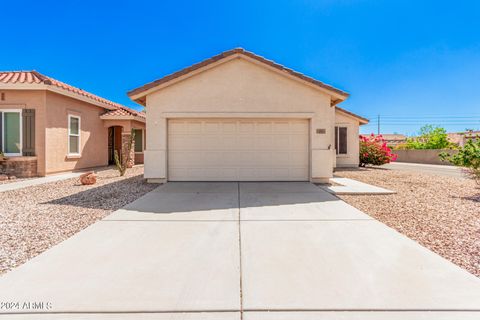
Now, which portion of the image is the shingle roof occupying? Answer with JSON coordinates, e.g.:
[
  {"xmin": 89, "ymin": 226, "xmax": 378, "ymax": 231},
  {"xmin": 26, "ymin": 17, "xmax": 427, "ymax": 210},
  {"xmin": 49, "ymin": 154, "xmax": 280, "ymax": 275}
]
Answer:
[
  {"xmin": 127, "ymin": 48, "xmax": 350, "ymax": 104},
  {"xmin": 0, "ymin": 71, "xmax": 125, "ymax": 111}
]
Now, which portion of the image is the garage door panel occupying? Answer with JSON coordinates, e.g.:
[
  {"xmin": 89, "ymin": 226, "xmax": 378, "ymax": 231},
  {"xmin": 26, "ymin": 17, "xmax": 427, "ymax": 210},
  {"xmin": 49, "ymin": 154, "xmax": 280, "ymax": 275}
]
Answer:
[
  {"xmin": 168, "ymin": 119, "xmax": 309, "ymax": 181},
  {"xmin": 291, "ymin": 152, "xmax": 309, "ymax": 166},
  {"xmin": 290, "ymin": 121, "xmax": 309, "ymax": 133},
  {"xmin": 168, "ymin": 121, "xmax": 189, "ymax": 134},
  {"xmin": 203, "ymin": 152, "xmax": 231, "ymax": 166},
  {"xmin": 256, "ymin": 122, "xmax": 273, "ymax": 133},
  {"xmin": 169, "ymin": 135, "xmax": 202, "ymax": 150},
  {"xmin": 272, "ymin": 121, "xmax": 290, "ymax": 133},
  {"xmin": 292, "ymin": 136, "xmax": 309, "ymax": 150},
  {"xmin": 187, "ymin": 121, "xmax": 203, "ymax": 133},
  {"xmin": 222, "ymin": 122, "xmax": 237, "ymax": 133},
  {"xmin": 255, "ymin": 136, "xmax": 274, "ymax": 149},
  {"xmin": 237, "ymin": 136, "xmax": 255, "ymax": 150},
  {"xmin": 202, "ymin": 135, "xmax": 225, "ymax": 150},
  {"xmin": 239, "ymin": 121, "xmax": 255, "ymax": 132},
  {"xmin": 203, "ymin": 121, "xmax": 221, "ymax": 133}
]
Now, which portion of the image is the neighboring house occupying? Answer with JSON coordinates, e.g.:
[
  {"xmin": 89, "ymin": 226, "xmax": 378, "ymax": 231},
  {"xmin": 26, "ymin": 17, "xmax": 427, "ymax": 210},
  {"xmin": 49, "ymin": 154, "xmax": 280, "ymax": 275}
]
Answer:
[
  {"xmin": 447, "ymin": 131, "xmax": 480, "ymax": 147},
  {"xmin": 128, "ymin": 48, "xmax": 368, "ymax": 183},
  {"xmin": 376, "ymin": 134, "xmax": 407, "ymax": 147},
  {"xmin": 0, "ymin": 71, "xmax": 145, "ymax": 177}
]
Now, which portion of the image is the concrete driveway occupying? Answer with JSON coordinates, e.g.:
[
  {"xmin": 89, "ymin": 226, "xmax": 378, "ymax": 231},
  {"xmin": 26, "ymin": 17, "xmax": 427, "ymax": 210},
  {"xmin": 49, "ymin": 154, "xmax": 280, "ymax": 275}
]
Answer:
[{"xmin": 1, "ymin": 182, "xmax": 480, "ymax": 319}]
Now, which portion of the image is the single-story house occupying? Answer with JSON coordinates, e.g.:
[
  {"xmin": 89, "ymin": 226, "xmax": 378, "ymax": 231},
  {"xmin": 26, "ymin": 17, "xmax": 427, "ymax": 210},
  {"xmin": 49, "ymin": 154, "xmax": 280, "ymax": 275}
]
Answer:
[
  {"xmin": 447, "ymin": 131, "xmax": 480, "ymax": 147},
  {"xmin": 375, "ymin": 134, "xmax": 407, "ymax": 148},
  {"xmin": 0, "ymin": 71, "xmax": 145, "ymax": 177},
  {"xmin": 128, "ymin": 48, "xmax": 368, "ymax": 183}
]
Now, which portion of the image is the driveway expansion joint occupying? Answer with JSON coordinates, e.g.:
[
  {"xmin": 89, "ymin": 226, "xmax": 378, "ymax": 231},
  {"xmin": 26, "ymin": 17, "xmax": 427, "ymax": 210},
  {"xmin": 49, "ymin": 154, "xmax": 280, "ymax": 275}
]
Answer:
[{"xmin": 237, "ymin": 182, "xmax": 244, "ymax": 320}]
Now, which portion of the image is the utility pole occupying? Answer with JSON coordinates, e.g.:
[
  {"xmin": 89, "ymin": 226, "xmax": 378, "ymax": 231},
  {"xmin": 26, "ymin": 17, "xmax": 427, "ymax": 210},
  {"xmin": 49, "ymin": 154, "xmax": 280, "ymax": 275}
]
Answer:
[{"xmin": 377, "ymin": 114, "xmax": 380, "ymax": 135}]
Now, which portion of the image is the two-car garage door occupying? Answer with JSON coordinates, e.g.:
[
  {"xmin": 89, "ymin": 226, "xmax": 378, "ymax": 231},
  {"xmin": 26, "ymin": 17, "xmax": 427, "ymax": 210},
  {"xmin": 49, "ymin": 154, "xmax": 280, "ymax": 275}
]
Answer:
[{"xmin": 167, "ymin": 119, "xmax": 309, "ymax": 181}]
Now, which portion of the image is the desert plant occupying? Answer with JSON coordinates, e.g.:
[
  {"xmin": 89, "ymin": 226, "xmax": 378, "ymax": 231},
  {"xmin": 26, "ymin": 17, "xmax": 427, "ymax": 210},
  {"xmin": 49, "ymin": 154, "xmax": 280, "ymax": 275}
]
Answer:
[
  {"xmin": 114, "ymin": 130, "xmax": 135, "ymax": 176},
  {"xmin": 440, "ymin": 137, "xmax": 480, "ymax": 185},
  {"xmin": 0, "ymin": 151, "xmax": 4, "ymax": 160},
  {"xmin": 359, "ymin": 134, "xmax": 397, "ymax": 166},
  {"xmin": 398, "ymin": 125, "xmax": 457, "ymax": 150}
]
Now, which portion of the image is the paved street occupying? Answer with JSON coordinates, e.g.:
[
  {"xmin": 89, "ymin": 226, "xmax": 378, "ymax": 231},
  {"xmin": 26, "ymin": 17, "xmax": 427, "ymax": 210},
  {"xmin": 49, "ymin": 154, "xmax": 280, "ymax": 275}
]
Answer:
[{"xmin": 382, "ymin": 162, "xmax": 465, "ymax": 178}]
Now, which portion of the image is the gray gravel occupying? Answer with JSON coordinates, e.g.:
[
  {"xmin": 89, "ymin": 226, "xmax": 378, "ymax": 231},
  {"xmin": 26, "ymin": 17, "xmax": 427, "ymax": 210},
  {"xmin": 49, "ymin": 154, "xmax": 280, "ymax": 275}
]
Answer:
[
  {"xmin": 0, "ymin": 166, "xmax": 158, "ymax": 275},
  {"xmin": 336, "ymin": 167, "xmax": 480, "ymax": 277}
]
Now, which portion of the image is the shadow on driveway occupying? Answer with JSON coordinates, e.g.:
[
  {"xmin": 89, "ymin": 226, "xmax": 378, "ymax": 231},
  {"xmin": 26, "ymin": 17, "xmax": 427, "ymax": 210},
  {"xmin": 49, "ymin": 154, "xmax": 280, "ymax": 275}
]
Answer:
[{"xmin": 44, "ymin": 175, "xmax": 159, "ymax": 211}]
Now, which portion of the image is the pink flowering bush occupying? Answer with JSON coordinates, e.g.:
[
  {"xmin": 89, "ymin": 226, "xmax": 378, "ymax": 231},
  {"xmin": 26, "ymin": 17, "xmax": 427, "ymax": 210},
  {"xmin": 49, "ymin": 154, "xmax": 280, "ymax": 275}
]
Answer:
[{"xmin": 359, "ymin": 134, "xmax": 397, "ymax": 166}]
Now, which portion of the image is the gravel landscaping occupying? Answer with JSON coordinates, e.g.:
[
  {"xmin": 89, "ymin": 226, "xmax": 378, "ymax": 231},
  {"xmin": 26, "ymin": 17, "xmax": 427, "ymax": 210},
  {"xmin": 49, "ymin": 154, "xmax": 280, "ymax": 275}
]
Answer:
[
  {"xmin": 0, "ymin": 177, "xmax": 31, "ymax": 185},
  {"xmin": 336, "ymin": 167, "xmax": 480, "ymax": 277},
  {"xmin": 0, "ymin": 166, "xmax": 158, "ymax": 275}
]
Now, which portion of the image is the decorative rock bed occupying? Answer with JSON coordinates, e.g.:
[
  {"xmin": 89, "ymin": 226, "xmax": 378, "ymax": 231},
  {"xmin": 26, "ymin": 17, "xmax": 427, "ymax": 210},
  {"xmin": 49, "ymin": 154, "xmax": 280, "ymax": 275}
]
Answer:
[
  {"xmin": 0, "ymin": 166, "xmax": 158, "ymax": 275},
  {"xmin": 336, "ymin": 167, "xmax": 480, "ymax": 277}
]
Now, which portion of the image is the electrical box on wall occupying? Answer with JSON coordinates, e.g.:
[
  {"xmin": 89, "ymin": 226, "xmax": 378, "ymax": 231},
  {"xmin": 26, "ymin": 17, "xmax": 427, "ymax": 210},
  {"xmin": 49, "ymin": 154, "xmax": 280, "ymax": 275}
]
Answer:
[{"xmin": 316, "ymin": 128, "xmax": 326, "ymax": 134}]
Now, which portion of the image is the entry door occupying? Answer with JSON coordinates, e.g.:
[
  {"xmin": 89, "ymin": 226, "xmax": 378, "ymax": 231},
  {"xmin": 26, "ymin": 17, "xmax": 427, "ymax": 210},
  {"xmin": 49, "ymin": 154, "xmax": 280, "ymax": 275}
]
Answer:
[{"xmin": 167, "ymin": 119, "xmax": 309, "ymax": 181}]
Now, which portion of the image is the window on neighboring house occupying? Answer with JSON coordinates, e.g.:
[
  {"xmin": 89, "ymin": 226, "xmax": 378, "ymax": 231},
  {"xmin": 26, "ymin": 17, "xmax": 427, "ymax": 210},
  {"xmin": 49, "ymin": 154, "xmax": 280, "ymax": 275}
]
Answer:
[
  {"xmin": 68, "ymin": 115, "xmax": 81, "ymax": 155},
  {"xmin": 133, "ymin": 129, "xmax": 143, "ymax": 153},
  {"xmin": 335, "ymin": 126, "xmax": 348, "ymax": 155},
  {"xmin": 1, "ymin": 110, "xmax": 22, "ymax": 156}
]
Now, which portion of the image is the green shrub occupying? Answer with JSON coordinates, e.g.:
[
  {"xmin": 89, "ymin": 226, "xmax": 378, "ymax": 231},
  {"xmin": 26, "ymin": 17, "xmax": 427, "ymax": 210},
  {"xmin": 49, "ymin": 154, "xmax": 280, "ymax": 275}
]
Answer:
[
  {"xmin": 397, "ymin": 125, "xmax": 457, "ymax": 150},
  {"xmin": 440, "ymin": 138, "xmax": 480, "ymax": 185}
]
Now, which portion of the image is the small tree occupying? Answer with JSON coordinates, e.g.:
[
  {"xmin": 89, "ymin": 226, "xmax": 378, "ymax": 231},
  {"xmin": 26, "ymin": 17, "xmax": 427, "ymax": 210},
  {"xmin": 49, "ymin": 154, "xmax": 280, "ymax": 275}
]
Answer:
[
  {"xmin": 440, "ymin": 137, "xmax": 480, "ymax": 185},
  {"xmin": 400, "ymin": 125, "xmax": 456, "ymax": 150},
  {"xmin": 359, "ymin": 134, "xmax": 397, "ymax": 166},
  {"xmin": 114, "ymin": 130, "xmax": 135, "ymax": 177}
]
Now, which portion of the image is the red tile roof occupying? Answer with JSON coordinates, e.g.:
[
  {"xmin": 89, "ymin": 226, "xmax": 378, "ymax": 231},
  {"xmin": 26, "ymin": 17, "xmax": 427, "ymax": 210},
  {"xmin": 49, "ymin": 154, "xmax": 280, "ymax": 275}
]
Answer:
[
  {"xmin": 102, "ymin": 107, "xmax": 145, "ymax": 119},
  {"xmin": 0, "ymin": 71, "xmax": 126, "ymax": 111},
  {"xmin": 127, "ymin": 48, "xmax": 350, "ymax": 104}
]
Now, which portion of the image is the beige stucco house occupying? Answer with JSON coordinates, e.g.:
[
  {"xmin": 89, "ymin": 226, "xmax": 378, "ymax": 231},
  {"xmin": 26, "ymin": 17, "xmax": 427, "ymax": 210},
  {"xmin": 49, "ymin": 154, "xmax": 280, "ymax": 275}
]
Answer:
[
  {"xmin": 128, "ymin": 48, "xmax": 368, "ymax": 183},
  {"xmin": 0, "ymin": 71, "xmax": 145, "ymax": 177}
]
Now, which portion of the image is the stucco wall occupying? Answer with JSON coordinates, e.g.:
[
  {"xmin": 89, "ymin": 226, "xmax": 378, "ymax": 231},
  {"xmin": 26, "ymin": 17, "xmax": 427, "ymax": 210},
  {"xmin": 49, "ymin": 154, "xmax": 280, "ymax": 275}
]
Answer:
[
  {"xmin": 335, "ymin": 111, "xmax": 360, "ymax": 167},
  {"xmin": 143, "ymin": 56, "xmax": 337, "ymax": 182},
  {"xmin": 45, "ymin": 91, "xmax": 108, "ymax": 174},
  {"xmin": 394, "ymin": 149, "xmax": 458, "ymax": 165},
  {"xmin": 0, "ymin": 90, "xmax": 47, "ymax": 175}
]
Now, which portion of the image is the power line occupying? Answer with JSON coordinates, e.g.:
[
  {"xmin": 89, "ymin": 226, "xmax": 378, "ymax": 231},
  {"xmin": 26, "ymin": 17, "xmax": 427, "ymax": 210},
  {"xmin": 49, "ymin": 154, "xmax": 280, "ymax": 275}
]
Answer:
[{"xmin": 363, "ymin": 123, "xmax": 480, "ymax": 126}]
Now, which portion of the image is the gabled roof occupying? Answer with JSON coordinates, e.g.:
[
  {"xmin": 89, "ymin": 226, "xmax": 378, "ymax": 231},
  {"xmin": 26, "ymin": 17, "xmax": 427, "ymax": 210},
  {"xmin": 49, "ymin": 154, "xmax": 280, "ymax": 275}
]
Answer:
[
  {"xmin": 100, "ymin": 106, "xmax": 145, "ymax": 122},
  {"xmin": 335, "ymin": 106, "xmax": 369, "ymax": 125},
  {"xmin": 0, "ymin": 71, "xmax": 125, "ymax": 111},
  {"xmin": 128, "ymin": 48, "xmax": 350, "ymax": 105}
]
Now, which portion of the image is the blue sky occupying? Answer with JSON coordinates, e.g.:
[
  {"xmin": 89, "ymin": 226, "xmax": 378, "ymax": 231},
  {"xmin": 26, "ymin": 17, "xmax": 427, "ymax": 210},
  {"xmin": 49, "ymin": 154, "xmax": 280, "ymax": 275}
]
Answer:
[{"xmin": 2, "ymin": 0, "xmax": 480, "ymax": 135}]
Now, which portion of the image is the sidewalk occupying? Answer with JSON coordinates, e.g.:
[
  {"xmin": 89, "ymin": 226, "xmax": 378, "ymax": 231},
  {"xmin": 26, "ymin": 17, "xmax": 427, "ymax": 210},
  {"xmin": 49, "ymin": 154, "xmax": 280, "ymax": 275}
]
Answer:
[
  {"xmin": 0, "ymin": 166, "xmax": 118, "ymax": 193},
  {"xmin": 382, "ymin": 162, "xmax": 464, "ymax": 178}
]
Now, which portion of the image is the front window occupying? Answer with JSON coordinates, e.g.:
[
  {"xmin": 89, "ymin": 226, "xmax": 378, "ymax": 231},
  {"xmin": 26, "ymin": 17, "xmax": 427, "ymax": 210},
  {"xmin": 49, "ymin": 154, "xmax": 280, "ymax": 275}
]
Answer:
[
  {"xmin": 68, "ymin": 115, "xmax": 81, "ymax": 155},
  {"xmin": 335, "ymin": 126, "xmax": 348, "ymax": 155},
  {"xmin": 133, "ymin": 129, "xmax": 143, "ymax": 153},
  {"xmin": 1, "ymin": 110, "xmax": 22, "ymax": 156}
]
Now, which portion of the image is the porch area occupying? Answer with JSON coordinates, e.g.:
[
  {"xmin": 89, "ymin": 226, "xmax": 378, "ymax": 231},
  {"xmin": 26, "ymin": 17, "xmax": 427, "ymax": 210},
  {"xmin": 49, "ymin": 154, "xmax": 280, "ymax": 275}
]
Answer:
[{"xmin": 102, "ymin": 116, "xmax": 146, "ymax": 168}]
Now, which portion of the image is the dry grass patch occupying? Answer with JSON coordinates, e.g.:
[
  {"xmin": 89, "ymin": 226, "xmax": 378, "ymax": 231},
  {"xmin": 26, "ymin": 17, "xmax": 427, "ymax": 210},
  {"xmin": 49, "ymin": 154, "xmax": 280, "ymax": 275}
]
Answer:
[{"xmin": 336, "ymin": 167, "xmax": 480, "ymax": 277}]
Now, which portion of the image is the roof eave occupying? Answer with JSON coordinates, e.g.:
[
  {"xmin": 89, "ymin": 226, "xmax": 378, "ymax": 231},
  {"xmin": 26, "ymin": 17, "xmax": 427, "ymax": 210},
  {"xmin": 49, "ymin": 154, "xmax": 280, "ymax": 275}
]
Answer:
[
  {"xmin": 335, "ymin": 107, "xmax": 369, "ymax": 125},
  {"xmin": 100, "ymin": 114, "xmax": 146, "ymax": 123},
  {"xmin": 0, "ymin": 83, "xmax": 118, "ymax": 111},
  {"xmin": 127, "ymin": 49, "xmax": 350, "ymax": 104}
]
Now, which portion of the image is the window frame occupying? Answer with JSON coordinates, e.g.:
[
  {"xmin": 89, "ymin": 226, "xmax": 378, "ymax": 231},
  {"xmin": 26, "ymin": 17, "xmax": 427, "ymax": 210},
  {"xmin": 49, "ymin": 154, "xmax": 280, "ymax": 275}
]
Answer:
[
  {"xmin": 1, "ymin": 109, "xmax": 23, "ymax": 156},
  {"xmin": 133, "ymin": 128, "xmax": 144, "ymax": 153},
  {"xmin": 335, "ymin": 125, "xmax": 348, "ymax": 156},
  {"xmin": 67, "ymin": 114, "xmax": 81, "ymax": 156}
]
